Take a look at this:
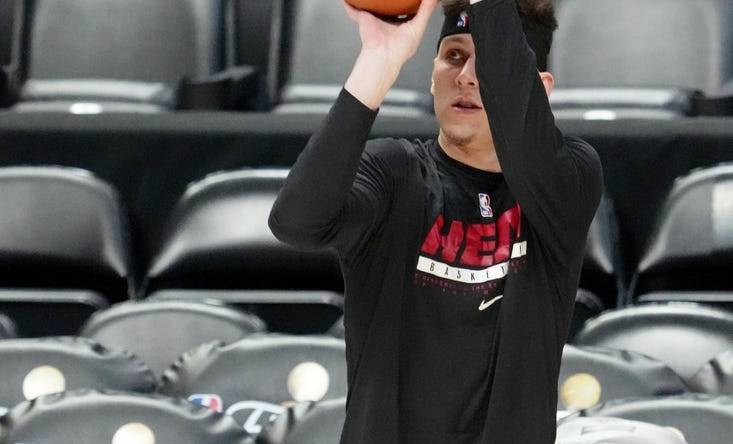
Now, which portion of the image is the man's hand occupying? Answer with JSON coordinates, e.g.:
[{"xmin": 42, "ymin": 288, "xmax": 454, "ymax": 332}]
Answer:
[{"xmin": 343, "ymin": 0, "xmax": 439, "ymax": 110}]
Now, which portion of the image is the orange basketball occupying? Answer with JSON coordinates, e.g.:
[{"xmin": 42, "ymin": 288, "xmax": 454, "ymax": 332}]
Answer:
[{"xmin": 346, "ymin": 0, "xmax": 422, "ymax": 16}]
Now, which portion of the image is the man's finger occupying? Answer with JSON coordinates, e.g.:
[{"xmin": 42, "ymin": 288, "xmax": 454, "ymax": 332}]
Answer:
[{"xmin": 411, "ymin": 0, "xmax": 440, "ymax": 31}]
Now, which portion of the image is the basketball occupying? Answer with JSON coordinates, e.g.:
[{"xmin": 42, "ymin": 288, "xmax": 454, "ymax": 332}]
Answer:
[{"xmin": 346, "ymin": 0, "xmax": 422, "ymax": 17}]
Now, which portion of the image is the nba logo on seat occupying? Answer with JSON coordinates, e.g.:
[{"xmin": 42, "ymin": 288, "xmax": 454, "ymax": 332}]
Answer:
[
  {"xmin": 478, "ymin": 193, "xmax": 493, "ymax": 218},
  {"xmin": 189, "ymin": 394, "xmax": 223, "ymax": 413}
]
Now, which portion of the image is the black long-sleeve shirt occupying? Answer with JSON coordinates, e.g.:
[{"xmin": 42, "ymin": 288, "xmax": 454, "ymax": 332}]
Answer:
[{"xmin": 269, "ymin": 1, "xmax": 603, "ymax": 443}]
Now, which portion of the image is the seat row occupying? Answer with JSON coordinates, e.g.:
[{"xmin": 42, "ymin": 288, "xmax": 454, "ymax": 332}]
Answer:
[
  {"xmin": 0, "ymin": 0, "xmax": 732, "ymax": 117},
  {"xmin": 3, "ymin": 160, "xmax": 733, "ymax": 337},
  {"xmin": 0, "ymin": 300, "xmax": 731, "ymax": 443}
]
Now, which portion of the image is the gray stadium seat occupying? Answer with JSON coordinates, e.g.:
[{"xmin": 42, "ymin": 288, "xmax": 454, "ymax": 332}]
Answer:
[
  {"xmin": 556, "ymin": 417, "xmax": 688, "ymax": 444},
  {"xmin": 549, "ymin": 0, "xmax": 733, "ymax": 118},
  {"xmin": 272, "ymin": 0, "xmax": 443, "ymax": 115},
  {"xmin": 160, "ymin": 334, "xmax": 347, "ymax": 439},
  {"xmin": 631, "ymin": 163, "xmax": 733, "ymax": 309},
  {"xmin": 585, "ymin": 394, "xmax": 733, "ymax": 444},
  {"xmin": 551, "ymin": 0, "xmax": 733, "ymax": 95},
  {"xmin": 0, "ymin": 337, "xmax": 156, "ymax": 416},
  {"xmin": 9, "ymin": 0, "xmax": 258, "ymax": 112},
  {"xmin": 558, "ymin": 345, "xmax": 687, "ymax": 411},
  {"xmin": 573, "ymin": 304, "xmax": 733, "ymax": 380},
  {"xmin": 145, "ymin": 169, "xmax": 344, "ymax": 334},
  {"xmin": 259, "ymin": 398, "xmax": 346, "ymax": 444},
  {"xmin": 0, "ymin": 389, "xmax": 250, "ymax": 444},
  {"xmin": 80, "ymin": 300, "xmax": 267, "ymax": 378},
  {"xmin": 0, "ymin": 312, "xmax": 16, "ymax": 339},
  {"xmin": 0, "ymin": 166, "xmax": 132, "ymax": 336},
  {"xmin": 686, "ymin": 349, "xmax": 733, "ymax": 396}
]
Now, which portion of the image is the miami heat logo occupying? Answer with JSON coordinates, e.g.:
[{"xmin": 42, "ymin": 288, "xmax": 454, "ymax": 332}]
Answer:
[{"xmin": 414, "ymin": 204, "xmax": 527, "ymax": 291}]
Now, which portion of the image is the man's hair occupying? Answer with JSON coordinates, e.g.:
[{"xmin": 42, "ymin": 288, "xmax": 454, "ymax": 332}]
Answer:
[{"xmin": 439, "ymin": 0, "xmax": 558, "ymax": 71}]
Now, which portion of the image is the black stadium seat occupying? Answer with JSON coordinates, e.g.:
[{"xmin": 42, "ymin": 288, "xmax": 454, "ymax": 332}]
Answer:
[
  {"xmin": 9, "ymin": 0, "xmax": 258, "ymax": 112},
  {"xmin": 0, "ymin": 166, "xmax": 132, "ymax": 336},
  {"xmin": 585, "ymin": 393, "xmax": 733, "ymax": 444},
  {"xmin": 80, "ymin": 300, "xmax": 267, "ymax": 378},
  {"xmin": 272, "ymin": 0, "xmax": 443, "ymax": 115},
  {"xmin": 0, "ymin": 312, "xmax": 16, "ymax": 339},
  {"xmin": 631, "ymin": 163, "xmax": 733, "ymax": 309},
  {"xmin": 160, "ymin": 334, "xmax": 347, "ymax": 439},
  {"xmin": 573, "ymin": 304, "xmax": 733, "ymax": 381},
  {"xmin": 549, "ymin": 0, "xmax": 733, "ymax": 119},
  {"xmin": 686, "ymin": 349, "xmax": 733, "ymax": 396},
  {"xmin": 0, "ymin": 389, "xmax": 250, "ymax": 444},
  {"xmin": 0, "ymin": 337, "xmax": 156, "ymax": 415},
  {"xmin": 145, "ymin": 169, "xmax": 344, "ymax": 334},
  {"xmin": 558, "ymin": 345, "xmax": 687, "ymax": 411}
]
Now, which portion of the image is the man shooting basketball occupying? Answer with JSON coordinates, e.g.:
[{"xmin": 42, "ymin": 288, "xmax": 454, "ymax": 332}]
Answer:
[{"xmin": 269, "ymin": 0, "xmax": 603, "ymax": 443}]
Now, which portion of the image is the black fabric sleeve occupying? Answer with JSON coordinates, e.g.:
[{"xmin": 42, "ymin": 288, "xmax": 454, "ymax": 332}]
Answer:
[
  {"xmin": 269, "ymin": 88, "xmax": 403, "ymax": 256},
  {"xmin": 469, "ymin": 0, "xmax": 603, "ymax": 257}
]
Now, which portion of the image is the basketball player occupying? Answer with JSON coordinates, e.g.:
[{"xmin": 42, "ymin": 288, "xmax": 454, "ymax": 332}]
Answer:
[{"xmin": 269, "ymin": 0, "xmax": 603, "ymax": 443}]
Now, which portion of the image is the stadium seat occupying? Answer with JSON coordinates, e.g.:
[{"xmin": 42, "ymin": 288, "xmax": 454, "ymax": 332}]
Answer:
[
  {"xmin": 549, "ymin": 0, "xmax": 733, "ymax": 118},
  {"xmin": 573, "ymin": 304, "xmax": 733, "ymax": 381},
  {"xmin": 630, "ymin": 163, "xmax": 733, "ymax": 309},
  {"xmin": 160, "ymin": 334, "xmax": 347, "ymax": 439},
  {"xmin": 581, "ymin": 196, "xmax": 625, "ymax": 307},
  {"xmin": 556, "ymin": 417, "xmax": 688, "ymax": 444},
  {"xmin": 145, "ymin": 169, "xmax": 344, "ymax": 334},
  {"xmin": 9, "ymin": 0, "xmax": 258, "ymax": 112},
  {"xmin": 558, "ymin": 345, "xmax": 687, "ymax": 411},
  {"xmin": 80, "ymin": 300, "xmax": 267, "ymax": 378},
  {"xmin": 0, "ymin": 312, "xmax": 16, "ymax": 339},
  {"xmin": 0, "ymin": 166, "xmax": 132, "ymax": 336},
  {"xmin": 0, "ymin": 389, "xmax": 250, "ymax": 443},
  {"xmin": 259, "ymin": 398, "xmax": 346, "ymax": 444},
  {"xmin": 0, "ymin": 337, "xmax": 156, "ymax": 416},
  {"xmin": 686, "ymin": 349, "xmax": 733, "ymax": 395},
  {"xmin": 585, "ymin": 393, "xmax": 733, "ymax": 444},
  {"xmin": 271, "ymin": 0, "xmax": 443, "ymax": 115}
]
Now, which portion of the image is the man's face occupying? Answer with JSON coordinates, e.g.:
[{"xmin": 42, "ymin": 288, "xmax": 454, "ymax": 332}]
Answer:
[{"xmin": 431, "ymin": 34, "xmax": 493, "ymax": 149}]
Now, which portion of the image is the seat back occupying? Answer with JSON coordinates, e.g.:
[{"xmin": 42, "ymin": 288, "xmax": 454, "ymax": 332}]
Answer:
[
  {"xmin": 273, "ymin": 0, "xmax": 443, "ymax": 113},
  {"xmin": 160, "ymin": 334, "xmax": 346, "ymax": 438},
  {"xmin": 557, "ymin": 417, "xmax": 688, "ymax": 444},
  {"xmin": 574, "ymin": 304, "xmax": 733, "ymax": 380},
  {"xmin": 550, "ymin": 0, "xmax": 733, "ymax": 97},
  {"xmin": 0, "ymin": 166, "xmax": 132, "ymax": 299},
  {"xmin": 146, "ymin": 169, "xmax": 341, "ymax": 293},
  {"xmin": 581, "ymin": 195, "xmax": 625, "ymax": 307},
  {"xmin": 559, "ymin": 345, "xmax": 687, "ymax": 411},
  {"xmin": 585, "ymin": 394, "xmax": 733, "ymax": 444},
  {"xmin": 686, "ymin": 349, "xmax": 733, "ymax": 395},
  {"xmin": 0, "ymin": 312, "xmax": 16, "ymax": 339},
  {"xmin": 80, "ymin": 300, "xmax": 266, "ymax": 378},
  {"xmin": 0, "ymin": 389, "xmax": 250, "ymax": 444},
  {"xmin": 0, "ymin": 337, "xmax": 156, "ymax": 414},
  {"xmin": 24, "ymin": 0, "xmax": 225, "ymax": 82},
  {"xmin": 632, "ymin": 163, "xmax": 733, "ymax": 298}
]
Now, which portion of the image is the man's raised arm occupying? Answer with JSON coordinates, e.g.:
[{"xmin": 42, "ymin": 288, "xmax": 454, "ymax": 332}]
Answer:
[
  {"xmin": 469, "ymin": 0, "xmax": 602, "ymax": 254},
  {"xmin": 268, "ymin": 0, "xmax": 438, "ymax": 252}
]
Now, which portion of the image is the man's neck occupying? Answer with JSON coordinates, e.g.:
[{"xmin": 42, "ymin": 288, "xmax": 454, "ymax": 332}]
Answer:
[{"xmin": 438, "ymin": 131, "xmax": 502, "ymax": 172}]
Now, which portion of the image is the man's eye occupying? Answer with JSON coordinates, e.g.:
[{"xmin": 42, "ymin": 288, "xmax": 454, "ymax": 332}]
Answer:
[{"xmin": 446, "ymin": 50, "xmax": 465, "ymax": 63}]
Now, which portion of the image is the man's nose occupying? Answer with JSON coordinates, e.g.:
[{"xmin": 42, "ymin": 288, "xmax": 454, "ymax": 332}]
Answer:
[{"xmin": 456, "ymin": 57, "xmax": 478, "ymax": 87}]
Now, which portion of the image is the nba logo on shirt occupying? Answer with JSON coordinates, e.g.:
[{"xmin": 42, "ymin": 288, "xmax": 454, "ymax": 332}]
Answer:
[
  {"xmin": 457, "ymin": 11, "xmax": 469, "ymax": 28},
  {"xmin": 188, "ymin": 394, "xmax": 223, "ymax": 413},
  {"xmin": 478, "ymin": 193, "xmax": 493, "ymax": 218}
]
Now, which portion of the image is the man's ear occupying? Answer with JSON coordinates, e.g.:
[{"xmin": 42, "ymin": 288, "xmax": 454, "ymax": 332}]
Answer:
[
  {"xmin": 430, "ymin": 76, "xmax": 435, "ymax": 96},
  {"xmin": 539, "ymin": 71, "xmax": 555, "ymax": 96}
]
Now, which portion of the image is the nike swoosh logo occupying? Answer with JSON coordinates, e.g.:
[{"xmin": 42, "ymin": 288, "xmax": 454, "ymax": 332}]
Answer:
[{"xmin": 478, "ymin": 295, "xmax": 503, "ymax": 311}]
